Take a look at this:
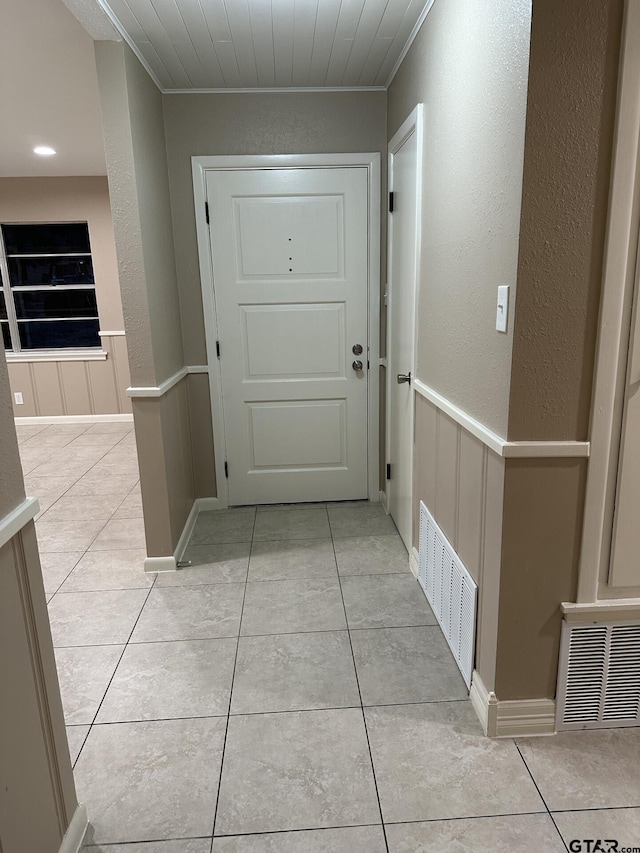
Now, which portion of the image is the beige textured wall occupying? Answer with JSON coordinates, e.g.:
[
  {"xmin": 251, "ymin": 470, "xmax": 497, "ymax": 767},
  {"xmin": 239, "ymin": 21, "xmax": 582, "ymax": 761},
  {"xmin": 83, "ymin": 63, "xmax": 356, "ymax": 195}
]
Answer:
[
  {"xmin": 162, "ymin": 90, "xmax": 387, "ymax": 366},
  {"xmin": 0, "ymin": 346, "xmax": 24, "ymax": 518},
  {"xmin": 496, "ymin": 459, "xmax": 587, "ymax": 700},
  {"xmin": 96, "ymin": 41, "xmax": 184, "ymax": 387},
  {"xmin": 413, "ymin": 394, "xmax": 505, "ymax": 691},
  {"xmin": 387, "ymin": 0, "xmax": 532, "ymax": 437},
  {"xmin": 0, "ymin": 177, "xmax": 122, "ymax": 329},
  {"xmin": 508, "ymin": 0, "xmax": 624, "ymax": 441},
  {"xmin": 96, "ymin": 41, "xmax": 194, "ymax": 556}
]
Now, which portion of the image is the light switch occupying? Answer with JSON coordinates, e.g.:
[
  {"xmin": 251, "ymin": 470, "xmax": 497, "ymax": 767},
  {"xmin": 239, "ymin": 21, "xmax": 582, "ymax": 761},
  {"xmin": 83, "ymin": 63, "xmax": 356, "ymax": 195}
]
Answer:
[{"xmin": 496, "ymin": 285, "xmax": 509, "ymax": 333}]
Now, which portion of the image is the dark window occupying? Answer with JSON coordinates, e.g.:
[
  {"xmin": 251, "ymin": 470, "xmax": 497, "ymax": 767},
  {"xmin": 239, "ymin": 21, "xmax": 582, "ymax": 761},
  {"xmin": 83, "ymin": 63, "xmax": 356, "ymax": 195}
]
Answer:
[{"xmin": 0, "ymin": 223, "xmax": 101, "ymax": 351}]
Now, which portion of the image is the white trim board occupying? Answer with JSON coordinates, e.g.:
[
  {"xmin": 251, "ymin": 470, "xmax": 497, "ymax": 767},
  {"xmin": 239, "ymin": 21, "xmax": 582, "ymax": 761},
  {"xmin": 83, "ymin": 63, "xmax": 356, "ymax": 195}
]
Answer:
[
  {"xmin": 144, "ymin": 497, "xmax": 222, "ymax": 573},
  {"xmin": 15, "ymin": 414, "xmax": 133, "ymax": 425},
  {"xmin": 413, "ymin": 379, "xmax": 590, "ymax": 459},
  {"xmin": 192, "ymin": 153, "xmax": 381, "ymax": 509},
  {"xmin": 469, "ymin": 670, "xmax": 556, "ymax": 738},
  {"xmin": 577, "ymin": 0, "xmax": 640, "ymax": 604},
  {"xmin": 58, "ymin": 804, "xmax": 88, "ymax": 853},
  {"xmin": 0, "ymin": 497, "xmax": 39, "ymax": 550},
  {"xmin": 562, "ymin": 599, "xmax": 640, "ymax": 622},
  {"xmin": 127, "ymin": 365, "xmax": 209, "ymax": 398},
  {"xmin": 98, "ymin": 330, "xmax": 126, "ymax": 337}
]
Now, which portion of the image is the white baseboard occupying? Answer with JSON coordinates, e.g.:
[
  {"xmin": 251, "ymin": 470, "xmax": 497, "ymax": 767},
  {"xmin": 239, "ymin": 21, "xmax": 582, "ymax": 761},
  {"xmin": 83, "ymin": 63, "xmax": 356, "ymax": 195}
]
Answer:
[
  {"xmin": 409, "ymin": 546, "xmax": 419, "ymax": 579},
  {"xmin": 145, "ymin": 497, "xmax": 222, "ymax": 573},
  {"xmin": 470, "ymin": 670, "xmax": 499, "ymax": 737},
  {"xmin": 144, "ymin": 555, "xmax": 177, "ymax": 573},
  {"xmin": 469, "ymin": 670, "xmax": 556, "ymax": 737},
  {"xmin": 379, "ymin": 489, "xmax": 389, "ymax": 512},
  {"xmin": 496, "ymin": 698, "xmax": 556, "ymax": 737},
  {"xmin": 58, "ymin": 803, "xmax": 88, "ymax": 853},
  {"xmin": 15, "ymin": 414, "xmax": 133, "ymax": 425}
]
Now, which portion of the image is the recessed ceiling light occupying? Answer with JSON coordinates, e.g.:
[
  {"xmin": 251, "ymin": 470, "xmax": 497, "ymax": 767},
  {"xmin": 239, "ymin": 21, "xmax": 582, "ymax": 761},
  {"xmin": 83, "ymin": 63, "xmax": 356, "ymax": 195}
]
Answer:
[{"xmin": 33, "ymin": 146, "xmax": 56, "ymax": 157}]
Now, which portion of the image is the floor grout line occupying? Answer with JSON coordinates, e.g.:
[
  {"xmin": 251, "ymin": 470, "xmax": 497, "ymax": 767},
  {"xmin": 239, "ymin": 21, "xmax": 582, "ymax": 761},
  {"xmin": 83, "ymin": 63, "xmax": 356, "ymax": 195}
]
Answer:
[
  {"xmin": 210, "ymin": 507, "xmax": 256, "ymax": 842},
  {"xmin": 514, "ymin": 742, "xmax": 570, "ymax": 852},
  {"xmin": 330, "ymin": 515, "xmax": 391, "ymax": 853}
]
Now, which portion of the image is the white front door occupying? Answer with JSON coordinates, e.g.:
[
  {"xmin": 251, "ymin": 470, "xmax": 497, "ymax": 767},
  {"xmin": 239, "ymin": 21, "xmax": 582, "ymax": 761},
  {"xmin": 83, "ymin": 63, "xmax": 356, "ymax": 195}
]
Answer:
[
  {"xmin": 387, "ymin": 107, "xmax": 422, "ymax": 550},
  {"xmin": 206, "ymin": 167, "xmax": 369, "ymax": 506}
]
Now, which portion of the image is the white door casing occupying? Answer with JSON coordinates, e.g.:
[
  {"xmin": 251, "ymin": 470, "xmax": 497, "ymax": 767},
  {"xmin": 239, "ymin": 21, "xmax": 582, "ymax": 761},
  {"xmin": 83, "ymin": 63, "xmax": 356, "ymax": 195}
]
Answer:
[
  {"xmin": 387, "ymin": 106, "xmax": 423, "ymax": 550},
  {"xmin": 192, "ymin": 155, "xmax": 381, "ymax": 508}
]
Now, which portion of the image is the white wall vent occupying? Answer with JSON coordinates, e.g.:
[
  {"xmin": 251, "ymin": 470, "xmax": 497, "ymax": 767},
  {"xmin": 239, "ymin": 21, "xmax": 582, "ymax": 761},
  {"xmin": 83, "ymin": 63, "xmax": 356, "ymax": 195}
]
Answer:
[
  {"xmin": 418, "ymin": 500, "xmax": 477, "ymax": 688},
  {"xmin": 556, "ymin": 621, "xmax": 640, "ymax": 730}
]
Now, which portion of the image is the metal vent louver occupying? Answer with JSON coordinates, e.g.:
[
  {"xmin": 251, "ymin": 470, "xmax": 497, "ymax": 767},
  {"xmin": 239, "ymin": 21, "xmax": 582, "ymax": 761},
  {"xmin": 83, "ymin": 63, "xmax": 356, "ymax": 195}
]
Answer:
[
  {"xmin": 418, "ymin": 501, "xmax": 477, "ymax": 688},
  {"xmin": 556, "ymin": 621, "xmax": 640, "ymax": 730}
]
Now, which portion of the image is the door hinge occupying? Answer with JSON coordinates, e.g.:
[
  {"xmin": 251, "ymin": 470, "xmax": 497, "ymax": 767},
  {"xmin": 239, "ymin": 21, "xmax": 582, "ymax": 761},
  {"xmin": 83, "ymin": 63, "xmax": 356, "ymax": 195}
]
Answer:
[
  {"xmin": 386, "ymin": 463, "xmax": 391, "ymax": 480},
  {"xmin": 389, "ymin": 191, "xmax": 394, "ymax": 213},
  {"xmin": 224, "ymin": 461, "xmax": 229, "ymax": 478},
  {"xmin": 205, "ymin": 201, "xmax": 210, "ymax": 224},
  {"xmin": 216, "ymin": 340, "xmax": 221, "ymax": 358}
]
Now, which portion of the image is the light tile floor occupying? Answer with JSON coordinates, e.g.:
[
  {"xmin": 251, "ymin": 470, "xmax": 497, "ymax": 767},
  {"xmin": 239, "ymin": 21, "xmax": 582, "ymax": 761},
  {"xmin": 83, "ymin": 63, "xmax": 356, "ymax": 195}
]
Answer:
[{"xmin": 17, "ymin": 422, "xmax": 640, "ymax": 851}]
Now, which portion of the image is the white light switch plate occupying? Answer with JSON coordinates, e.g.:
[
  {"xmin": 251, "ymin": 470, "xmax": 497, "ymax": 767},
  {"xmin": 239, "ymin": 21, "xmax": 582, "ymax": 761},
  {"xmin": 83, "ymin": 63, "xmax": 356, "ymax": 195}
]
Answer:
[{"xmin": 496, "ymin": 285, "xmax": 509, "ymax": 333}]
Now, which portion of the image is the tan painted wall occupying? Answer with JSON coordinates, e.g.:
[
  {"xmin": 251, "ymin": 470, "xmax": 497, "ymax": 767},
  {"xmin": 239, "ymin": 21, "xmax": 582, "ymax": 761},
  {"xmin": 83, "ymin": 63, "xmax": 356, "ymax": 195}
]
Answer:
[
  {"xmin": 133, "ymin": 377, "xmax": 195, "ymax": 555},
  {"xmin": 0, "ymin": 177, "xmax": 131, "ymax": 416},
  {"xmin": 162, "ymin": 90, "xmax": 387, "ymax": 366},
  {"xmin": 0, "ymin": 347, "xmax": 77, "ymax": 850},
  {"xmin": 387, "ymin": 0, "xmax": 532, "ymax": 437},
  {"xmin": 0, "ymin": 526, "xmax": 78, "ymax": 853},
  {"xmin": 96, "ymin": 42, "xmax": 194, "ymax": 555},
  {"xmin": 508, "ymin": 0, "xmax": 624, "ymax": 442},
  {"xmin": 495, "ymin": 459, "xmax": 587, "ymax": 700},
  {"xmin": 413, "ymin": 394, "xmax": 505, "ymax": 691},
  {"xmin": 0, "ymin": 177, "xmax": 121, "ymax": 328},
  {"xmin": 0, "ymin": 346, "xmax": 24, "ymax": 519}
]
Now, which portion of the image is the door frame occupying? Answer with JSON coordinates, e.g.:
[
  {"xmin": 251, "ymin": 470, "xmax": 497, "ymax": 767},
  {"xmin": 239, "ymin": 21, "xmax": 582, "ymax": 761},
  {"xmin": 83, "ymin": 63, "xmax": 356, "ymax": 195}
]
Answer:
[
  {"xmin": 192, "ymin": 153, "xmax": 381, "ymax": 508},
  {"xmin": 385, "ymin": 105, "xmax": 424, "ymax": 543},
  {"xmin": 577, "ymin": 0, "xmax": 640, "ymax": 603}
]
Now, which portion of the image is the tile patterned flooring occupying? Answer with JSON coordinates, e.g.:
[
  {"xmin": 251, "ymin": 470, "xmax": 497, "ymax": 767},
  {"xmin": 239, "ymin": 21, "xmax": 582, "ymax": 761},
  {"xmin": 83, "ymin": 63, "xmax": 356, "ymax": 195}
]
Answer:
[{"xmin": 17, "ymin": 422, "xmax": 640, "ymax": 851}]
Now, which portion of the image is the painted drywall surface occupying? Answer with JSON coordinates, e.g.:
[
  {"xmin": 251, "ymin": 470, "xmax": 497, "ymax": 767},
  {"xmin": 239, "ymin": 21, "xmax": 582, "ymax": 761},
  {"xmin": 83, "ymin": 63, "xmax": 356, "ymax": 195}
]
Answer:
[
  {"xmin": 0, "ymin": 177, "xmax": 122, "ymax": 329},
  {"xmin": 495, "ymin": 458, "xmax": 587, "ymax": 701},
  {"xmin": 95, "ymin": 41, "xmax": 156, "ymax": 387},
  {"xmin": 134, "ymin": 379, "xmax": 195, "ymax": 557},
  {"xmin": 162, "ymin": 91, "xmax": 387, "ymax": 365},
  {"xmin": 0, "ymin": 345, "xmax": 24, "ymax": 518},
  {"xmin": 387, "ymin": 0, "xmax": 531, "ymax": 438},
  {"xmin": 187, "ymin": 373, "xmax": 217, "ymax": 499},
  {"xmin": 123, "ymin": 45, "xmax": 184, "ymax": 385},
  {"xmin": 0, "ymin": 524, "xmax": 77, "ymax": 852},
  {"xmin": 508, "ymin": 0, "xmax": 624, "ymax": 441}
]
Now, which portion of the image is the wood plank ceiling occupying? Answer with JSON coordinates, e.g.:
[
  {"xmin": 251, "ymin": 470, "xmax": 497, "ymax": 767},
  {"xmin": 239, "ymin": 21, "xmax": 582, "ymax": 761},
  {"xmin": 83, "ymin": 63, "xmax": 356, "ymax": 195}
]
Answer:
[{"xmin": 102, "ymin": 0, "xmax": 431, "ymax": 90}]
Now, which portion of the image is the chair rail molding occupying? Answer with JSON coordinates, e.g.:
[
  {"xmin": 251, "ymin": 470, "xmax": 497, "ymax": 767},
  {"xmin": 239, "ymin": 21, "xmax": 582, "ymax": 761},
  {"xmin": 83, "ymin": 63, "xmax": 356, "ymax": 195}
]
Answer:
[{"xmin": 413, "ymin": 379, "xmax": 590, "ymax": 459}]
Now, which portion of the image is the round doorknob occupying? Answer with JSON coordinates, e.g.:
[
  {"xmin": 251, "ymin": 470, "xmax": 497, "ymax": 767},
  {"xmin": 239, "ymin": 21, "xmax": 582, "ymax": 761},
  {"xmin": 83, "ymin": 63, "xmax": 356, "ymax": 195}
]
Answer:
[
  {"xmin": 352, "ymin": 360, "xmax": 363, "ymax": 371},
  {"xmin": 397, "ymin": 372, "xmax": 411, "ymax": 385}
]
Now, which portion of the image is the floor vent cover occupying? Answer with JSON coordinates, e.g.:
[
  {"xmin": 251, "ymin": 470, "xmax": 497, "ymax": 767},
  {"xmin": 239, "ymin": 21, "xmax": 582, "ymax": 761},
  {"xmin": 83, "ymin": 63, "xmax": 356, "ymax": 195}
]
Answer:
[
  {"xmin": 418, "ymin": 500, "xmax": 477, "ymax": 688},
  {"xmin": 556, "ymin": 621, "xmax": 640, "ymax": 730}
]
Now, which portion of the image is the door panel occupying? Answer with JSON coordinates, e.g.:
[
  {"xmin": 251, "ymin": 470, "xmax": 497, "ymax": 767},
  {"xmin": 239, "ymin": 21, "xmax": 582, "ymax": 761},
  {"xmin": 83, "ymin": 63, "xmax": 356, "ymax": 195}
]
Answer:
[
  {"xmin": 207, "ymin": 167, "xmax": 369, "ymax": 505},
  {"xmin": 388, "ymin": 121, "xmax": 420, "ymax": 550}
]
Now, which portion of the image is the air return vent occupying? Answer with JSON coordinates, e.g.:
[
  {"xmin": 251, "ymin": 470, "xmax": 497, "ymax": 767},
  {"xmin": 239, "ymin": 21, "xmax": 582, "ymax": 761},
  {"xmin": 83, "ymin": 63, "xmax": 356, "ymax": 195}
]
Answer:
[
  {"xmin": 556, "ymin": 621, "xmax": 640, "ymax": 730},
  {"xmin": 418, "ymin": 501, "xmax": 477, "ymax": 688}
]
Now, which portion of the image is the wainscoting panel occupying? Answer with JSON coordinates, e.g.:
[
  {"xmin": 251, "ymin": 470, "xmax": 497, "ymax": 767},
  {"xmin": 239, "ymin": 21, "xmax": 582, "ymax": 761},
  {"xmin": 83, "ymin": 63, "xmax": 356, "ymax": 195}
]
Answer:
[{"xmin": 7, "ymin": 334, "xmax": 131, "ymax": 418}]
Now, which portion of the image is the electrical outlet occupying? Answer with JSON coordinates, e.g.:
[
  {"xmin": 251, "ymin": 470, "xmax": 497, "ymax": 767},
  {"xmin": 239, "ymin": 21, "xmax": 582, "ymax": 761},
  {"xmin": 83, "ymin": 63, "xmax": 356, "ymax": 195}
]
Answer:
[{"xmin": 14, "ymin": 392, "xmax": 24, "ymax": 405}]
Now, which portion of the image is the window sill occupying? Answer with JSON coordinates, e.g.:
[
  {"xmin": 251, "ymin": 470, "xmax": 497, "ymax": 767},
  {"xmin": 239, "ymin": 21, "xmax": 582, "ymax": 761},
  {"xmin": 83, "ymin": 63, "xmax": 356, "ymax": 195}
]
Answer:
[{"xmin": 5, "ymin": 350, "xmax": 108, "ymax": 363}]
